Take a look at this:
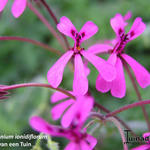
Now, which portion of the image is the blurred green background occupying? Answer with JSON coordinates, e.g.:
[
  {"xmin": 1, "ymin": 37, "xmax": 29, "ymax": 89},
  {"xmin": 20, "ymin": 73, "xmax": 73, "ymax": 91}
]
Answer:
[{"xmin": 0, "ymin": 0, "xmax": 150, "ymax": 149}]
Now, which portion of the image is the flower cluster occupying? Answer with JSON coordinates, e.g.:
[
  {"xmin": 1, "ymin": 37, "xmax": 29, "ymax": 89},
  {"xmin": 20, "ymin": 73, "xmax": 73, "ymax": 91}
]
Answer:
[
  {"xmin": 0, "ymin": 1, "xmax": 150, "ymax": 149},
  {"xmin": 30, "ymin": 14, "xmax": 150, "ymax": 149}
]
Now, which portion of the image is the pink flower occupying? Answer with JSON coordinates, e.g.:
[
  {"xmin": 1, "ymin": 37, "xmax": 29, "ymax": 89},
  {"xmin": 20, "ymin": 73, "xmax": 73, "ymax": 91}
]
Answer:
[
  {"xmin": 132, "ymin": 132, "xmax": 150, "ymax": 150},
  {"xmin": 47, "ymin": 16, "xmax": 116, "ymax": 95},
  {"xmin": 51, "ymin": 91, "xmax": 94, "ymax": 128},
  {"xmin": 30, "ymin": 116, "xmax": 97, "ymax": 150},
  {"xmin": 92, "ymin": 13, "xmax": 150, "ymax": 98},
  {"xmin": 0, "ymin": 0, "xmax": 26, "ymax": 18}
]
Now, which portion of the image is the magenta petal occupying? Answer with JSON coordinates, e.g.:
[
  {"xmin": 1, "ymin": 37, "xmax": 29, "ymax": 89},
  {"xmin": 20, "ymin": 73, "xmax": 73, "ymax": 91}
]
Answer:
[
  {"xmin": 73, "ymin": 54, "xmax": 88, "ymax": 96},
  {"xmin": 124, "ymin": 11, "xmax": 132, "ymax": 21},
  {"xmin": 96, "ymin": 74, "xmax": 111, "ymax": 93},
  {"xmin": 65, "ymin": 142, "xmax": 79, "ymax": 150},
  {"xmin": 30, "ymin": 116, "xmax": 57, "ymax": 136},
  {"xmin": 86, "ymin": 135, "xmax": 97, "ymax": 149},
  {"xmin": 81, "ymin": 51, "xmax": 116, "ymax": 81},
  {"xmin": 79, "ymin": 21, "xmax": 98, "ymax": 42},
  {"xmin": 47, "ymin": 51, "xmax": 73, "ymax": 88},
  {"xmin": 0, "ymin": 0, "xmax": 8, "ymax": 11},
  {"xmin": 30, "ymin": 116, "xmax": 69, "ymax": 138},
  {"xmin": 80, "ymin": 141, "xmax": 91, "ymax": 150},
  {"xmin": 75, "ymin": 96, "xmax": 94, "ymax": 124},
  {"xmin": 51, "ymin": 91, "xmax": 69, "ymax": 103},
  {"xmin": 108, "ymin": 53, "xmax": 117, "ymax": 65},
  {"xmin": 111, "ymin": 57, "xmax": 126, "ymax": 98},
  {"xmin": 143, "ymin": 132, "xmax": 150, "ymax": 139},
  {"xmin": 61, "ymin": 96, "xmax": 93, "ymax": 128},
  {"xmin": 84, "ymin": 60, "xmax": 90, "ymax": 76},
  {"xmin": 57, "ymin": 16, "xmax": 77, "ymax": 38},
  {"xmin": 110, "ymin": 14, "xmax": 127, "ymax": 36},
  {"xmin": 122, "ymin": 54, "xmax": 150, "ymax": 88},
  {"xmin": 61, "ymin": 104, "xmax": 77, "ymax": 128},
  {"xmin": 128, "ymin": 17, "xmax": 146, "ymax": 41},
  {"xmin": 132, "ymin": 144, "xmax": 150, "ymax": 150},
  {"xmin": 51, "ymin": 99, "xmax": 74, "ymax": 120},
  {"xmin": 11, "ymin": 0, "xmax": 26, "ymax": 18},
  {"xmin": 96, "ymin": 53, "xmax": 117, "ymax": 94},
  {"xmin": 87, "ymin": 44, "xmax": 113, "ymax": 54}
]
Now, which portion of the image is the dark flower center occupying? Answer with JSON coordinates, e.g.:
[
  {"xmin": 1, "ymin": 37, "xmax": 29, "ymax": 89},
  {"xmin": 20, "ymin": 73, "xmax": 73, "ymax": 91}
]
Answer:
[{"xmin": 71, "ymin": 29, "xmax": 85, "ymax": 52}]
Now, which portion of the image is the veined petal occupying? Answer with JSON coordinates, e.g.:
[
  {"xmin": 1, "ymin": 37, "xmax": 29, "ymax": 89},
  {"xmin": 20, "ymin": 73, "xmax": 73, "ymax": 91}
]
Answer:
[
  {"xmin": 57, "ymin": 16, "xmax": 77, "ymax": 39},
  {"xmin": 96, "ymin": 74, "xmax": 111, "ymax": 93},
  {"xmin": 73, "ymin": 54, "xmax": 88, "ymax": 96},
  {"xmin": 79, "ymin": 21, "xmax": 98, "ymax": 42},
  {"xmin": 80, "ymin": 141, "xmax": 91, "ymax": 150},
  {"xmin": 0, "ymin": 0, "xmax": 8, "ymax": 11},
  {"xmin": 86, "ymin": 135, "xmax": 97, "ymax": 149},
  {"xmin": 11, "ymin": 0, "xmax": 26, "ymax": 18},
  {"xmin": 81, "ymin": 51, "xmax": 116, "ymax": 81},
  {"xmin": 65, "ymin": 142, "xmax": 79, "ymax": 150},
  {"xmin": 132, "ymin": 144, "xmax": 150, "ymax": 150},
  {"xmin": 87, "ymin": 44, "xmax": 113, "ymax": 54},
  {"xmin": 110, "ymin": 14, "xmax": 127, "ymax": 36},
  {"xmin": 51, "ymin": 99, "xmax": 74, "ymax": 120},
  {"xmin": 51, "ymin": 91, "xmax": 69, "ymax": 103},
  {"xmin": 47, "ymin": 51, "xmax": 73, "ymax": 88},
  {"xmin": 111, "ymin": 57, "xmax": 126, "ymax": 98},
  {"xmin": 128, "ymin": 17, "xmax": 146, "ymax": 41},
  {"xmin": 29, "ymin": 116, "xmax": 65, "ymax": 137},
  {"xmin": 122, "ymin": 54, "xmax": 150, "ymax": 88}
]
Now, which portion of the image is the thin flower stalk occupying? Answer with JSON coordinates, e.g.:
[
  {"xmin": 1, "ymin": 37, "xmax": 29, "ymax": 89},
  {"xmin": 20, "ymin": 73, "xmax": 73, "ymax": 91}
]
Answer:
[
  {"xmin": 0, "ymin": 36, "xmax": 61, "ymax": 55},
  {"xmin": 94, "ymin": 102, "xmax": 136, "ymax": 137},
  {"xmin": 106, "ymin": 99, "xmax": 150, "ymax": 118},
  {"xmin": 39, "ymin": 0, "xmax": 70, "ymax": 49},
  {"xmin": 107, "ymin": 117, "xmax": 128, "ymax": 150},
  {"xmin": 27, "ymin": 2, "xmax": 67, "ymax": 50},
  {"xmin": 0, "ymin": 83, "xmax": 75, "ymax": 100}
]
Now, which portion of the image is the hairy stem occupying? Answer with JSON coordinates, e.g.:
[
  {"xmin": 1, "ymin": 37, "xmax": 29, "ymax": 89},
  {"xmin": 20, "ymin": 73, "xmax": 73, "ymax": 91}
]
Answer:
[
  {"xmin": 123, "ymin": 60, "xmax": 150, "ymax": 131},
  {"xmin": 39, "ymin": 0, "xmax": 70, "ymax": 49},
  {"xmin": 106, "ymin": 99, "xmax": 150, "ymax": 118},
  {"xmin": 0, "ymin": 83, "xmax": 75, "ymax": 100},
  {"xmin": 107, "ymin": 117, "xmax": 128, "ymax": 150},
  {"xmin": 94, "ymin": 102, "xmax": 136, "ymax": 137},
  {"xmin": 27, "ymin": 2, "xmax": 67, "ymax": 50},
  {"xmin": 0, "ymin": 36, "xmax": 61, "ymax": 55}
]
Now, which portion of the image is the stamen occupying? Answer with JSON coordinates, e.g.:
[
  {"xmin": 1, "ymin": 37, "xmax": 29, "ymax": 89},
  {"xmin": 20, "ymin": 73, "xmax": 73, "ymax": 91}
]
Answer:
[{"xmin": 76, "ymin": 46, "xmax": 81, "ymax": 51}]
